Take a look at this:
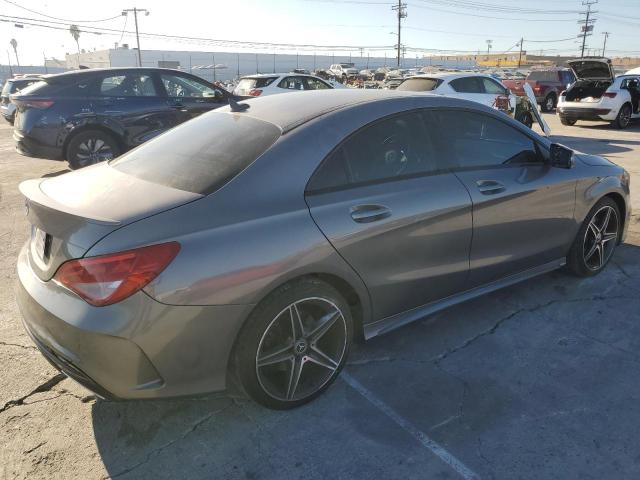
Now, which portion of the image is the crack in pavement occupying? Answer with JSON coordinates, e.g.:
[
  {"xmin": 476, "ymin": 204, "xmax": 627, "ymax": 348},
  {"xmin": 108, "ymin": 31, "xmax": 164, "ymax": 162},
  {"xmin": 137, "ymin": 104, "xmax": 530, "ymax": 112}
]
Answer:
[
  {"xmin": 0, "ymin": 341, "xmax": 37, "ymax": 351},
  {"xmin": 107, "ymin": 402, "xmax": 234, "ymax": 479},
  {"xmin": 0, "ymin": 373, "xmax": 66, "ymax": 414},
  {"xmin": 433, "ymin": 295, "xmax": 637, "ymax": 363}
]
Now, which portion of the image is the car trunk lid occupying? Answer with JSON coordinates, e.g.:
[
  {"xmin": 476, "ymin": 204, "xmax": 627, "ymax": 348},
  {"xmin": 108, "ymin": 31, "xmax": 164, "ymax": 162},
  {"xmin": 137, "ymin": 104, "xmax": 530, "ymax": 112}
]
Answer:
[
  {"xmin": 20, "ymin": 164, "xmax": 202, "ymax": 281},
  {"xmin": 567, "ymin": 58, "xmax": 615, "ymax": 82}
]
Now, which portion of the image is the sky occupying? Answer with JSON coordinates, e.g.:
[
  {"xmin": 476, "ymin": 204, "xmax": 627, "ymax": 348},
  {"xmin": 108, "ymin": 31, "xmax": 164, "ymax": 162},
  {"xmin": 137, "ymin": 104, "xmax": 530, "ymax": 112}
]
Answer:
[{"xmin": 1, "ymin": 0, "xmax": 639, "ymax": 66}]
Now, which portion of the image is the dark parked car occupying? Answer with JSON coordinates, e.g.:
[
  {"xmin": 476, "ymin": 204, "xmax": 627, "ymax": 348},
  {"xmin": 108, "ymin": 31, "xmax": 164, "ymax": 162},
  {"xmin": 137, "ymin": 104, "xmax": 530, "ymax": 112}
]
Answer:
[
  {"xmin": 503, "ymin": 68, "xmax": 576, "ymax": 112},
  {"xmin": 11, "ymin": 67, "xmax": 233, "ymax": 169},
  {"xmin": 1, "ymin": 77, "xmax": 39, "ymax": 124},
  {"xmin": 17, "ymin": 90, "xmax": 629, "ymax": 409}
]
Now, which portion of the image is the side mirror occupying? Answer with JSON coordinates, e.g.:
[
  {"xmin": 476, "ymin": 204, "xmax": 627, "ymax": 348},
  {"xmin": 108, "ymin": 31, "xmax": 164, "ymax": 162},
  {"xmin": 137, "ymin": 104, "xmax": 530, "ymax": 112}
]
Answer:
[{"xmin": 550, "ymin": 143, "xmax": 574, "ymax": 169}]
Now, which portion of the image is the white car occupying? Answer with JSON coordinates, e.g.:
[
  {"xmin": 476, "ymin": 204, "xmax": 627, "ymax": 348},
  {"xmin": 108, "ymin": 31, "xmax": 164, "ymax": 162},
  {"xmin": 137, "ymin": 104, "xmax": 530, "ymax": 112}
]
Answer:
[
  {"xmin": 557, "ymin": 58, "xmax": 640, "ymax": 129},
  {"xmin": 327, "ymin": 63, "xmax": 359, "ymax": 80},
  {"xmin": 396, "ymin": 72, "xmax": 517, "ymax": 115},
  {"xmin": 232, "ymin": 73, "xmax": 344, "ymax": 97}
]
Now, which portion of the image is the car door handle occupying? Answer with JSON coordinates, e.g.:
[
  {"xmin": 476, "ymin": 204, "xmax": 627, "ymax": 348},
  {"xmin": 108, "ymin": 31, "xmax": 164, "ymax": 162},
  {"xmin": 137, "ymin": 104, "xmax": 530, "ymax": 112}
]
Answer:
[
  {"xmin": 350, "ymin": 204, "xmax": 392, "ymax": 223},
  {"xmin": 476, "ymin": 180, "xmax": 506, "ymax": 195}
]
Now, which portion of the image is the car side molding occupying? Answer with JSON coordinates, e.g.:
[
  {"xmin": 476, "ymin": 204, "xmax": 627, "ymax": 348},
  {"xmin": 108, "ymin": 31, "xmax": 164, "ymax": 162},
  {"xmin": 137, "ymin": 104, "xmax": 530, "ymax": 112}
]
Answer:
[{"xmin": 363, "ymin": 258, "xmax": 566, "ymax": 339}]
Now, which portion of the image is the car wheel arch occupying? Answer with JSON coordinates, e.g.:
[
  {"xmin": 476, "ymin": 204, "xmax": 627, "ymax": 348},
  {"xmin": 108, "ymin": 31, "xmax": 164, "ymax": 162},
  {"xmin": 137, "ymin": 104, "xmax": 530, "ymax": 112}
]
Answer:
[
  {"xmin": 604, "ymin": 192, "xmax": 627, "ymax": 242},
  {"xmin": 62, "ymin": 124, "xmax": 124, "ymax": 160}
]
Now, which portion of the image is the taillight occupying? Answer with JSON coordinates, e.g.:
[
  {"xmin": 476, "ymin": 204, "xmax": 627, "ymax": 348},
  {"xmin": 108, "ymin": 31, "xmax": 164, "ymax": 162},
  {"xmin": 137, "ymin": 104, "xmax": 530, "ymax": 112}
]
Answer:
[
  {"xmin": 248, "ymin": 89, "xmax": 262, "ymax": 97},
  {"xmin": 603, "ymin": 92, "xmax": 617, "ymax": 98},
  {"xmin": 15, "ymin": 99, "xmax": 55, "ymax": 109},
  {"xmin": 533, "ymin": 86, "xmax": 542, "ymax": 92},
  {"xmin": 53, "ymin": 242, "xmax": 180, "ymax": 306}
]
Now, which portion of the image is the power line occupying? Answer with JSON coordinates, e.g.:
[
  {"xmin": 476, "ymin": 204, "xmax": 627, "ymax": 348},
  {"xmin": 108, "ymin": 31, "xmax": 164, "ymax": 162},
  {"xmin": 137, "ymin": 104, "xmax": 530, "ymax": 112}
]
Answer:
[
  {"xmin": 411, "ymin": 0, "xmax": 580, "ymax": 15},
  {"xmin": 0, "ymin": 0, "xmax": 123, "ymax": 23}
]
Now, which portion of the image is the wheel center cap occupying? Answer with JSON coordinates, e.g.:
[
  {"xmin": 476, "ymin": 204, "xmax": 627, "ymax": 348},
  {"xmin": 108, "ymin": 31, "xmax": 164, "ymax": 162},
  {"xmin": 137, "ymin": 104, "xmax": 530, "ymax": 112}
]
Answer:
[
  {"xmin": 294, "ymin": 340, "xmax": 308, "ymax": 355},
  {"xmin": 596, "ymin": 233, "xmax": 602, "ymax": 243}
]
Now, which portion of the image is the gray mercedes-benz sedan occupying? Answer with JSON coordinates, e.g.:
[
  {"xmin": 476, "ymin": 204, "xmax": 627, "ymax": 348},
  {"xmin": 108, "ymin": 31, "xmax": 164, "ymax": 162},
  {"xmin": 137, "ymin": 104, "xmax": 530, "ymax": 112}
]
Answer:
[{"xmin": 16, "ymin": 90, "xmax": 630, "ymax": 409}]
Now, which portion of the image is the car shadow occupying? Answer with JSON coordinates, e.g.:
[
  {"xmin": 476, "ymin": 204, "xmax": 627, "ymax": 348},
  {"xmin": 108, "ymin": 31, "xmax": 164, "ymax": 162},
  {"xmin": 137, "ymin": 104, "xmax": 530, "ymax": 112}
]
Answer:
[
  {"xmin": 550, "ymin": 134, "xmax": 640, "ymax": 155},
  {"xmin": 41, "ymin": 168, "xmax": 71, "ymax": 178},
  {"xmin": 90, "ymin": 242, "xmax": 640, "ymax": 479}
]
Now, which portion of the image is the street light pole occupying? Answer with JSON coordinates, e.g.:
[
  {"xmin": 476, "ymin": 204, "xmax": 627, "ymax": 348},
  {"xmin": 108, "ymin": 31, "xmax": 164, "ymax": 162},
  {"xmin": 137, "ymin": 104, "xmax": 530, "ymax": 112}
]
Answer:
[
  {"xmin": 601, "ymin": 31, "xmax": 610, "ymax": 57},
  {"xmin": 122, "ymin": 7, "xmax": 149, "ymax": 67}
]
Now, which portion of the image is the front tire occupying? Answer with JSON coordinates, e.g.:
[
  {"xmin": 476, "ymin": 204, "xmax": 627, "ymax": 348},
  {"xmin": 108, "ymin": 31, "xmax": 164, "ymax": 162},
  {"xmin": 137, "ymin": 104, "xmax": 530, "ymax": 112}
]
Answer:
[
  {"xmin": 567, "ymin": 197, "xmax": 620, "ymax": 277},
  {"xmin": 560, "ymin": 117, "xmax": 577, "ymax": 126},
  {"xmin": 234, "ymin": 278, "xmax": 353, "ymax": 409},
  {"xmin": 66, "ymin": 130, "xmax": 120, "ymax": 170},
  {"xmin": 613, "ymin": 103, "xmax": 632, "ymax": 129}
]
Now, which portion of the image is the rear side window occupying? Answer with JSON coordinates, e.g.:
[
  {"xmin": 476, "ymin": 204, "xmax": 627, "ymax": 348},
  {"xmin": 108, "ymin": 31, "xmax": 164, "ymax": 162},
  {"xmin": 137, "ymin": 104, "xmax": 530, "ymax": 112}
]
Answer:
[
  {"xmin": 278, "ymin": 77, "xmax": 305, "ymax": 90},
  {"xmin": 308, "ymin": 111, "xmax": 440, "ymax": 192},
  {"xmin": 100, "ymin": 74, "xmax": 157, "ymax": 97},
  {"xmin": 235, "ymin": 77, "xmax": 277, "ymax": 91},
  {"xmin": 449, "ymin": 77, "xmax": 484, "ymax": 93},
  {"xmin": 482, "ymin": 78, "xmax": 507, "ymax": 95},
  {"xmin": 396, "ymin": 78, "xmax": 443, "ymax": 92},
  {"xmin": 111, "ymin": 112, "xmax": 281, "ymax": 194}
]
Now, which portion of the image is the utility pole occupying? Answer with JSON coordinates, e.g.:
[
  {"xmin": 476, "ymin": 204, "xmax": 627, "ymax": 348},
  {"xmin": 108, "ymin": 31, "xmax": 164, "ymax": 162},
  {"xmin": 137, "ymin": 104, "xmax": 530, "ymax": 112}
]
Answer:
[
  {"xmin": 517, "ymin": 37, "xmax": 524, "ymax": 68},
  {"xmin": 601, "ymin": 31, "xmax": 610, "ymax": 57},
  {"xmin": 122, "ymin": 7, "xmax": 150, "ymax": 67},
  {"xmin": 392, "ymin": 1, "xmax": 407, "ymax": 67},
  {"xmin": 578, "ymin": 0, "xmax": 597, "ymax": 58}
]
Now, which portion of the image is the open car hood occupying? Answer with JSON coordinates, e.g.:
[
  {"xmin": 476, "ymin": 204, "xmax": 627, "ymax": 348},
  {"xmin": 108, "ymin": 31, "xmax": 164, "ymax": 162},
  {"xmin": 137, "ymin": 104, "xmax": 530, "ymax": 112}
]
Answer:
[{"xmin": 567, "ymin": 58, "xmax": 615, "ymax": 81}]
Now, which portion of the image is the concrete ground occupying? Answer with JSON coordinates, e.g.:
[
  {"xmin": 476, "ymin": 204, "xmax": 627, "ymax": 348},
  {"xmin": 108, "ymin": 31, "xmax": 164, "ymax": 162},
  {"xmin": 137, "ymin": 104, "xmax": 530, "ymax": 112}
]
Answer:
[{"xmin": 0, "ymin": 114, "xmax": 639, "ymax": 480}]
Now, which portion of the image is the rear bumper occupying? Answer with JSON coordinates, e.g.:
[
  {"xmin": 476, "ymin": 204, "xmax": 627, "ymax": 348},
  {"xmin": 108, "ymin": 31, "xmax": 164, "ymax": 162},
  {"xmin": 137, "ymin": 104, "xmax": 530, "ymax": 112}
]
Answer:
[
  {"xmin": 557, "ymin": 106, "xmax": 613, "ymax": 121},
  {"xmin": 16, "ymin": 245, "xmax": 252, "ymax": 400},
  {"xmin": 14, "ymin": 129, "xmax": 64, "ymax": 160}
]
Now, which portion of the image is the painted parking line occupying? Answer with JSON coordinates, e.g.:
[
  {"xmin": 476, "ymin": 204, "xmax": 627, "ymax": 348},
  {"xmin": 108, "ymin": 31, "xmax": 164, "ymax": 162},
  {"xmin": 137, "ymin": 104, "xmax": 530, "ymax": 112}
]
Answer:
[{"xmin": 341, "ymin": 372, "xmax": 480, "ymax": 480}]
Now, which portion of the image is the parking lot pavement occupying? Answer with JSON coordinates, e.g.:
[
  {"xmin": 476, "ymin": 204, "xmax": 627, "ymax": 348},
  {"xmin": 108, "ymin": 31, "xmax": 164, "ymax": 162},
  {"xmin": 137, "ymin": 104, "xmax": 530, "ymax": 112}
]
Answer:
[{"xmin": 1, "ymin": 114, "xmax": 639, "ymax": 480}]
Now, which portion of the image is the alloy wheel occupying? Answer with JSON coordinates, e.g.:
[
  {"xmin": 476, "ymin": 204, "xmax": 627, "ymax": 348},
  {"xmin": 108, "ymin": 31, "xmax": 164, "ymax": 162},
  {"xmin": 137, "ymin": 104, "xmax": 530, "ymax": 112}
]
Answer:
[
  {"xmin": 75, "ymin": 138, "xmax": 115, "ymax": 167},
  {"xmin": 545, "ymin": 96, "xmax": 554, "ymax": 111},
  {"xmin": 620, "ymin": 105, "xmax": 631, "ymax": 128},
  {"xmin": 583, "ymin": 205, "xmax": 618, "ymax": 271},
  {"xmin": 255, "ymin": 297, "xmax": 347, "ymax": 402}
]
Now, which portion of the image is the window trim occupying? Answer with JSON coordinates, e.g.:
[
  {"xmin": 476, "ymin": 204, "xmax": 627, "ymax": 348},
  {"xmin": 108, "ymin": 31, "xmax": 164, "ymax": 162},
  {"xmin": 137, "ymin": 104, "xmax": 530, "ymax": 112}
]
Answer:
[{"xmin": 305, "ymin": 106, "xmax": 549, "ymax": 195}]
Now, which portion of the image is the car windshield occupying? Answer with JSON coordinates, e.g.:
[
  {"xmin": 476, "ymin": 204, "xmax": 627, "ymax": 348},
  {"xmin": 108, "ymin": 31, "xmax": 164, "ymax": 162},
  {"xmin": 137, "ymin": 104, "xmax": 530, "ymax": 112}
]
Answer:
[
  {"xmin": 396, "ymin": 78, "xmax": 443, "ymax": 92},
  {"xmin": 111, "ymin": 111, "xmax": 281, "ymax": 195}
]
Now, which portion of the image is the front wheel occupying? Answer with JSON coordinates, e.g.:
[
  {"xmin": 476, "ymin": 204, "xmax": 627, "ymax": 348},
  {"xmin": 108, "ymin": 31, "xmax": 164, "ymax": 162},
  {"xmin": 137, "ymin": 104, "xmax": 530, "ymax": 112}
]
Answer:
[
  {"xmin": 567, "ymin": 197, "xmax": 620, "ymax": 277},
  {"xmin": 66, "ymin": 130, "xmax": 121, "ymax": 170},
  {"xmin": 234, "ymin": 278, "xmax": 353, "ymax": 409},
  {"xmin": 613, "ymin": 103, "xmax": 632, "ymax": 129},
  {"xmin": 560, "ymin": 117, "xmax": 577, "ymax": 126}
]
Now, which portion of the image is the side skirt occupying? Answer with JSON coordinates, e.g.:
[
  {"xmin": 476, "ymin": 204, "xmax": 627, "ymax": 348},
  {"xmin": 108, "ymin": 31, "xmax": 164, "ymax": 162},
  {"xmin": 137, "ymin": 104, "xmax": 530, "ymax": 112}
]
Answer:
[{"xmin": 363, "ymin": 258, "xmax": 566, "ymax": 340}]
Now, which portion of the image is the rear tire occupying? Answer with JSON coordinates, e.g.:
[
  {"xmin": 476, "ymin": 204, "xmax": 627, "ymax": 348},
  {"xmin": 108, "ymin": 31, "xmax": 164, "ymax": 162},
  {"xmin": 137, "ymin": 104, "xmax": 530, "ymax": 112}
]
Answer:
[
  {"xmin": 234, "ymin": 278, "xmax": 353, "ymax": 410},
  {"xmin": 541, "ymin": 94, "xmax": 556, "ymax": 112},
  {"xmin": 566, "ymin": 197, "xmax": 620, "ymax": 277},
  {"xmin": 613, "ymin": 103, "xmax": 632, "ymax": 130},
  {"xmin": 560, "ymin": 117, "xmax": 577, "ymax": 126},
  {"xmin": 66, "ymin": 130, "xmax": 120, "ymax": 170}
]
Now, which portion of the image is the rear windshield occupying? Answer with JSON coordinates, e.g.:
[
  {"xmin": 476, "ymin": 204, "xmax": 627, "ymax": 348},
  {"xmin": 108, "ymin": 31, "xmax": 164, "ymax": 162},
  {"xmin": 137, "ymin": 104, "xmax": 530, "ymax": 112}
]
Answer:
[
  {"xmin": 527, "ymin": 71, "xmax": 556, "ymax": 82},
  {"xmin": 111, "ymin": 111, "xmax": 281, "ymax": 194},
  {"xmin": 2, "ymin": 79, "xmax": 38, "ymax": 95},
  {"xmin": 396, "ymin": 77, "xmax": 443, "ymax": 92},
  {"xmin": 235, "ymin": 77, "xmax": 277, "ymax": 92}
]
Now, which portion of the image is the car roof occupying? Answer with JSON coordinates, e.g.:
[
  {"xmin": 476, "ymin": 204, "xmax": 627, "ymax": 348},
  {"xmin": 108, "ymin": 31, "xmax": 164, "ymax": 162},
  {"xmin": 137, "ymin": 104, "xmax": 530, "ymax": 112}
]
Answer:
[
  {"xmin": 406, "ymin": 72, "xmax": 496, "ymax": 81},
  {"xmin": 240, "ymin": 73, "xmax": 320, "ymax": 79},
  {"xmin": 39, "ymin": 67, "xmax": 198, "ymax": 80},
  {"xmin": 217, "ymin": 89, "xmax": 488, "ymax": 133}
]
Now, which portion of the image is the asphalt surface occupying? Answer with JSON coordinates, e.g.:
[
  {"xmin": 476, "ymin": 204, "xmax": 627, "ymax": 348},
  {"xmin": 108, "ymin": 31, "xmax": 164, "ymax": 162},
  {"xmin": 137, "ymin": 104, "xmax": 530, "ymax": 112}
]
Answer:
[{"xmin": 0, "ymin": 113, "xmax": 639, "ymax": 480}]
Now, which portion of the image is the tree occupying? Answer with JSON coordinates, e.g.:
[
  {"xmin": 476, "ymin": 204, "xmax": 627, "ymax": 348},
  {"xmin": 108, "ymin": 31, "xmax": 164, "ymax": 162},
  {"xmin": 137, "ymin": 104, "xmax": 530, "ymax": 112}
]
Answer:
[
  {"xmin": 69, "ymin": 24, "xmax": 81, "ymax": 67},
  {"xmin": 9, "ymin": 38, "xmax": 19, "ymax": 66}
]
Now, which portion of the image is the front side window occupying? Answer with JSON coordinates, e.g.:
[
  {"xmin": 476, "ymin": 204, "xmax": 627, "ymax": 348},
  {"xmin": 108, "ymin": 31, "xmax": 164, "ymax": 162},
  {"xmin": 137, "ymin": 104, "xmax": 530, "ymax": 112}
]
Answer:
[
  {"xmin": 482, "ymin": 78, "xmax": 507, "ymax": 95},
  {"xmin": 449, "ymin": 77, "xmax": 484, "ymax": 93},
  {"xmin": 433, "ymin": 110, "xmax": 539, "ymax": 169},
  {"xmin": 161, "ymin": 74, "xmax": 218, "ymax": 98},
  {"xmin": 308, "ymin": 111, "xmax": 440, "ymax": 192},
  {"xmin": 100, "ymin": 74, "xmax": 157, "ymax": 97}
]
